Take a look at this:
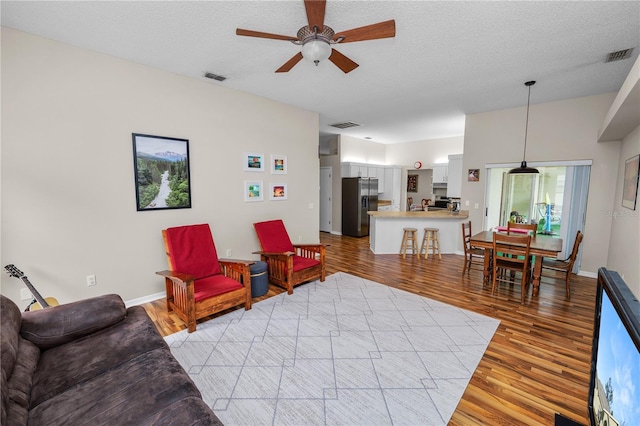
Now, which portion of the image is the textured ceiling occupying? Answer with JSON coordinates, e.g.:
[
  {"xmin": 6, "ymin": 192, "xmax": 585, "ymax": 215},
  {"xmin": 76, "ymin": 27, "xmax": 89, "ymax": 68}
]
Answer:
[{"xmin": 2, "ymin": 1, "xmax": 639, "ymax": 144}]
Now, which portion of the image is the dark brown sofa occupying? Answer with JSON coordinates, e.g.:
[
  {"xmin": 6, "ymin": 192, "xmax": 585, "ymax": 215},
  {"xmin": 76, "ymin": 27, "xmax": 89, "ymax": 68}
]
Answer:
[{"xmin": 1, "ymin": 294, "xmax": 221, "ymax": 425}]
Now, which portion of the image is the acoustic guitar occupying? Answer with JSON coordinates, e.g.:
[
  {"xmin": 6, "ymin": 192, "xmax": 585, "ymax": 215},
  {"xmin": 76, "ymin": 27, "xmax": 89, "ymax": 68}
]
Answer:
[{"xmin": 4, "ymin": 264, "xmax": 59, "ymax": 311}]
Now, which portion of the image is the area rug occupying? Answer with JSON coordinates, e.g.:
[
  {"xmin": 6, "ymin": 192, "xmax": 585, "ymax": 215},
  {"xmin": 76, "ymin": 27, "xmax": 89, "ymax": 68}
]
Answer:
[{"xmin": 164, "ymin": 272, "xmax": 500, "ymax": 425}]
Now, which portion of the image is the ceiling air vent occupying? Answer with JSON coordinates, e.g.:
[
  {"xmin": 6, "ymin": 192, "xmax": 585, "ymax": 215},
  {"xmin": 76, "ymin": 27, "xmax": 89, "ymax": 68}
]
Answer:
[
  {"xmin": 605, "ymin": 48, "xmax": 634, "ymax": 63},
  {"xmin": 204, "ymin": 72, "xmax": 227, "ymax": 82},
  {"xmin": 330, "ymin": 121, "xmax": 362, "ymax": 129}
]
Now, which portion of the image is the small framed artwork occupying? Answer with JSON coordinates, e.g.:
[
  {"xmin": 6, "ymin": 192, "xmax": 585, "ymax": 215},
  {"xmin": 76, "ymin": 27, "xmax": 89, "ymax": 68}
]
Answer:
[
  {"xmin": 132, "ymin": 133, "xmax": 191, "ymax": 211},
  {"xmin": 244, "ymin": 181, "xmax": 263, "ymax": 202},
  {"xmin": 468, "ymin": 169, "xmax": 480, "ymax": 182},
  {"xmin": 407, "ymin": 174, "xmax": 418, "ymax": 192},
  {"xmin": 622, "ymin": 154, "xmax": 639, "ymax": 210},
  {"xmin": 270, "ymin": 183, "xmax": 288, "ymax": 200},
  {"xmin": 271, "ymin": 154, "xmax": 287, "ymax": 174},
  {"xmin": 243, "ymin": 152, "xmax": 265, "ymax": 172}
]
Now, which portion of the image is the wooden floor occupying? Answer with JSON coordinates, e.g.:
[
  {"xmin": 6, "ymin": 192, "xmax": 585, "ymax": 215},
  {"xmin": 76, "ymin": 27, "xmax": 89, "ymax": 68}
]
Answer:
[{"xmin": 143, "ymin": 232, "xmax": 595, "ymax": 426}]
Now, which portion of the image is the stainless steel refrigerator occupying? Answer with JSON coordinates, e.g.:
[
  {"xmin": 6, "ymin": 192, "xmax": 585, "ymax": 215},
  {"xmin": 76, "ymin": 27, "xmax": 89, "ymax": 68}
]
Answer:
[{"xmin": 342, "ymin": 177, "xmax": 378, "ymax": 237}]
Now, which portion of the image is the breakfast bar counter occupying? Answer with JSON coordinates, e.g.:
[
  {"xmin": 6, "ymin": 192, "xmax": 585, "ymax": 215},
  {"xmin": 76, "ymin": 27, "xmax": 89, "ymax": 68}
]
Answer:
[{"xmin": 367, "ymin": 210, "xmax": 469, "ymax": 254}]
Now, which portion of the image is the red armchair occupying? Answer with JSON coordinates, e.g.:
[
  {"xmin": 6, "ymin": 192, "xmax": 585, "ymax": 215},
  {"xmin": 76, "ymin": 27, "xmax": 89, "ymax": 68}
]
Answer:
[
  {"xmin": 156, "ymin": 223, "xmax": 252, "ymax": 333},
  {"xmin": 253, "ymin": 219, "xmax": 325, "ymax": 295}
]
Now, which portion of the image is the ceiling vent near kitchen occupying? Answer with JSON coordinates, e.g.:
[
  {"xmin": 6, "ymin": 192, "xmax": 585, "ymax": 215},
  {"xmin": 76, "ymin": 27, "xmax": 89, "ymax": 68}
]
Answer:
[
  {"xmin": 605, "ymin": 48, "xmax": 634, "ymax": 63},
  {"xmin": 330, "ymin": 121, "xmax": 362, "ymax": 129},
  {"xmin": 204, "ymin": 72, "xmax": 227, "ymax": 82}
]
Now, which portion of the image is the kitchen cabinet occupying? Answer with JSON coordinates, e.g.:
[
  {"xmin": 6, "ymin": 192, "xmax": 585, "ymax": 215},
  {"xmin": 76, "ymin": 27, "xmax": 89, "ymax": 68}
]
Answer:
[
  {"xmin": 432, "ymin": 165, "xmax": 448, "ymax": 183},
  {"xmin": 446, "ymin": 154, "xmax": 463, "ymax": 198},
  {"xmin": 341, "ymin": 163, "xmax": 386, "ymax": 193},
  {"xmin": 368, "ymin": 167, "xmax": 385, "ymax": 193},
  {"xmin": 383, "ymin": 167, "xmax": 402, "ymax": 210}
]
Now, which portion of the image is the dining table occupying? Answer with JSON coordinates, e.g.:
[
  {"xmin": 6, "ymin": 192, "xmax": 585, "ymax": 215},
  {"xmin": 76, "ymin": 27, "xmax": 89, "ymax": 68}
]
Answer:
[{"xmin": 469, "ymin": 230, "xmax": 563, "ymax": 296}]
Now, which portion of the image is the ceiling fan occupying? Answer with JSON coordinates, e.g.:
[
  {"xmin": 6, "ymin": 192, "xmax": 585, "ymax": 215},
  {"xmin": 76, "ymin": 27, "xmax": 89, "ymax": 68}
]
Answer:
[{"xmin": 236, "ymin": 0, "xmax": 396, "ymax": 74}]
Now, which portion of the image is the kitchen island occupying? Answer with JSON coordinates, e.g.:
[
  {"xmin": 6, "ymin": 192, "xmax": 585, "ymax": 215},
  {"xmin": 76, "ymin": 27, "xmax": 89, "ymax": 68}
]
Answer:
[{"xmin": 367, "ymin": 210, "xmax": 469, "ymax": 255}]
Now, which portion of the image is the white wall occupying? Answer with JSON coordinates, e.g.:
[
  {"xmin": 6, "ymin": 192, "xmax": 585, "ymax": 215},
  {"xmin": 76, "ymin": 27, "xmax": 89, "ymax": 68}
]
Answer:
[
  {"xmin": 340, "ymin": 135, "xmax": 387, "ymax": 164},
  {"xmin": 1, "ymin": 28, "xmax": 320, "ymax": 307},
  {"xmin": 386, "ymin": 136, "xmax": 464, "ymax": 167},
  {"xmin": 462, "ymin": 93, "xmax": 621, "ymax": 276},
  {"xmin": 607, "ymin": 125, "xmax": 640, "ymax": 297}
]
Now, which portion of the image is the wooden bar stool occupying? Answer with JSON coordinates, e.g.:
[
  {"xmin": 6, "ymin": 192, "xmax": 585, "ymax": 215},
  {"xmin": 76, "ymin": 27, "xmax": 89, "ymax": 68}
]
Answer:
[
  {"xmin": 420, "ymin": 227, "xmax": 441, "ymax": 259},
  {"xmin": 399, "ymin": 228, "xmax": 418, "ymax": 258}
]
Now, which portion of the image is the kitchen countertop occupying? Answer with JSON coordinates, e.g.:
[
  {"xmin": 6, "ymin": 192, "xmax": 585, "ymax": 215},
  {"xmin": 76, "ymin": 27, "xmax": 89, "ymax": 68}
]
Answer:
[
  {"xmin": 378, "ymin": 199, "xmax": 392, "ymax": 206},
  {"xmin": 368, "ymin": 210, "xmax": 469, "ymax": 219}
]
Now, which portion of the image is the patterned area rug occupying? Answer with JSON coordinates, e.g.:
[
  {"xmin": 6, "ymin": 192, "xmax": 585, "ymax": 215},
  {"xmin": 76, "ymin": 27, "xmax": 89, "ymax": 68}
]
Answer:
[{"xmin": 165, "ymin": 272, "xmax": 500, "ymax": 425}]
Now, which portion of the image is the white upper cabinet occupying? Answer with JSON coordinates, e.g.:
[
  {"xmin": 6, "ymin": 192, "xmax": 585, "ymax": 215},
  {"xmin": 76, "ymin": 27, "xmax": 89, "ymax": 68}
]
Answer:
[
  {"xmin": 432, "ymin": 165, "xmax": 448, "ymax": 183},
  {"xmin": 446, "ymin": 154, "xmax": 463, "ymax": 198}
]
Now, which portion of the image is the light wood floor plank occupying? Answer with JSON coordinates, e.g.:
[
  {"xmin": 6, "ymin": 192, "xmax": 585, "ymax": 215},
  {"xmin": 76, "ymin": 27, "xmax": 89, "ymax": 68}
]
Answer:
[{"xmin": 142, "ymin": 232, "xmax": 595, "ymax": 425}]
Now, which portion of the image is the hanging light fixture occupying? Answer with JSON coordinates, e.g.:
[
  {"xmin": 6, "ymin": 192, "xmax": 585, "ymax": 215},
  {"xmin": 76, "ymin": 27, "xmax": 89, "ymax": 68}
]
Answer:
[
  {"xmin": 294, "ymin": 25, "xmax": 340, "ymax": 66},
  {"xmin": 509, "ymin": 80, "xmax": 539, "ymax": 174}
]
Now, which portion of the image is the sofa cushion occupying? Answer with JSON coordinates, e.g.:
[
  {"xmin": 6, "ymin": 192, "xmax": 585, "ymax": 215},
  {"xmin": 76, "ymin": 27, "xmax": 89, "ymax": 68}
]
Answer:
[
  {"xmin": 29, "ymin": 306, "xmax": 166, "ymax": 408},
  {"xmin": 195, "ymin": 274, "xmax": 244, "ymax": 303},
  {"xmin": 4, "ymin": 338, "xmax": 40, "ymax": 426},
  {"xmin": 254, "ymin": 219, "xmax": 295, "ymax": 253},
  {"xmin": 20, "ymin": 294, "xmax": 126, "ymax": 350},
  {"xmin": 135, "ymin": 396, "xmax": 223, "ymax": 426},
  {"xmin": 1, "ymin": 295, "xmax": 21, "ymax": 426},
  {"xmin": 28, "ymin": 348, "xmax": 205, "ymax": 425},
  {"xmin": 292, "ymin": 255, "xmax": 321, "ymax": 272},
  {"xmin": 1, "ymin": 295, "xmax": 40, "ymax": 426},
  {"xmin": 165, "ymin": 224, "xmax": 222, "ymax": 279}
]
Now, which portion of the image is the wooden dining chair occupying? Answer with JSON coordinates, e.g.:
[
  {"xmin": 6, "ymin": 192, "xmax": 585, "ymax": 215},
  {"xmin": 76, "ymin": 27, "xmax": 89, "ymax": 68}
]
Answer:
[
  {"xmin": 492, "ymin": 232, "xmax": 532, "ymax": 304},
  {"xmin": 541, "ymin": 230, "xmax": 583, "ymax": 298},
  {"xmin": 461, "ymin": 221, "xmax": 485, "ymax": 275}
]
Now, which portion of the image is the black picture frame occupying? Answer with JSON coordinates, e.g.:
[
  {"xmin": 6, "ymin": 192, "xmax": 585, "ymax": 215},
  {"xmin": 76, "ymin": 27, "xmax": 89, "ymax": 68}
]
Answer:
[
  {"xmin": 132, "ymin": 133, "xmax": 191, "ymax": 211},
  {"xmin": 407, "ymin": 174, "xmax": 418, "ymax": 192}
]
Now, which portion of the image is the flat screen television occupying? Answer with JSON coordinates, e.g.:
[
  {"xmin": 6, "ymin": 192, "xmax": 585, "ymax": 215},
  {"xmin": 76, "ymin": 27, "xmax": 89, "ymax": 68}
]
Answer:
[{"xmin": 588, "ymin": 268, "xmax": 640, "ymax": 426}]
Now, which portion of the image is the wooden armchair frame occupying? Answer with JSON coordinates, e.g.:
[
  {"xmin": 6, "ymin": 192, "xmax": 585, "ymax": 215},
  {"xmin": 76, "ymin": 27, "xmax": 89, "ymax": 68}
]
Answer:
[
  {"xmin": 156, "ymin": 226, "xmax": 252, "ymax": 333},
  {"xmin": 253, "ymin": 220, "xmax": 326, "ymax": 295}
]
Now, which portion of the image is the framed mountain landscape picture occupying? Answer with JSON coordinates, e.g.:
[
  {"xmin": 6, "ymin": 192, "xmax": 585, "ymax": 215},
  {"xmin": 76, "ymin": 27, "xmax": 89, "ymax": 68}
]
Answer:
[{"xmin": 132, "ymin": 133, "xmax": 191, "ymax": 211}]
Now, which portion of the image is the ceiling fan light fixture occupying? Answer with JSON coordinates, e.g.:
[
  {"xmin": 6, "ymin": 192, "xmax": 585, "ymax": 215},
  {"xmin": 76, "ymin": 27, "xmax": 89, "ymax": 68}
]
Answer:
[
  {"xmin": 509, "ymin": 80, "xmax": 539, "ymax": 174},
  {"xmin": 301, "ymin": 39, "xmax": 331, "ymax": 66}
]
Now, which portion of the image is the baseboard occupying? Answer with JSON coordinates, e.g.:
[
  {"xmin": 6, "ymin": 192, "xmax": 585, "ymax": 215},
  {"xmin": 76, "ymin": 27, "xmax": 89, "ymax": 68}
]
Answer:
[
  {"xmin": 577, "ymin": 270, "xmax": 597, "ymax": 279},
  {"xmin": 124, "ymin": 291, "xmax": 164, "ymax": 308}
]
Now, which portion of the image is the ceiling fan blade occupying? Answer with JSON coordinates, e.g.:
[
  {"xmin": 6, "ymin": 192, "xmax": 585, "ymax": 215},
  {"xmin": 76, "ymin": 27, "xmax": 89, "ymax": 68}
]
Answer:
[
  {"xmin": 329, "ymin": 49, "xmax": 359, "ymax": 74},
  {"xmin": 334, "ymin": 19, "xmax": 396, "ymax": 43},
  {"xmin": 275, "ymin": 52, "xmax": 304, "ymax": 73},
  {"xmin": 236, "ymin": 28, "xmax": 297, "ymax": 41},
  {"xmin": 304, "ymin": 0, "xmax": 326, "ymax": 31}
]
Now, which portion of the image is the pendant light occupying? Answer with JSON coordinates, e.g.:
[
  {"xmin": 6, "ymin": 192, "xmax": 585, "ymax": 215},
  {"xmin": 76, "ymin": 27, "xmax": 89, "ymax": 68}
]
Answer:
[{"xmin": 509, "ymin": 80, "xmax": 539, "ymax": 174}]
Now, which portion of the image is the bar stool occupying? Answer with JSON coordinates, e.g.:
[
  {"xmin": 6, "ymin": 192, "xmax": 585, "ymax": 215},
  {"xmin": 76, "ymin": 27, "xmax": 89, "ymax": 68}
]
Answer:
[
  {"xmin": 420, "ymin": 227, "xmax": 441, "ymax": 259},
  {"xmin": 400, "ymin": 228, "xmax": 418, "ymax": 258}
]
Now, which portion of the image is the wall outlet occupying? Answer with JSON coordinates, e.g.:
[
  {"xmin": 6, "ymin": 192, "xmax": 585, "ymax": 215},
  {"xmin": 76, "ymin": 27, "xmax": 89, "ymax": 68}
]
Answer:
[
  {"xmin": 86, "ymin": 274, "xmax": 97, "ymax": 287},
  {"xmin": 20, "ymin": 288, "xmax": 32, "ymax": 300},
  {"xmin": 298, "ymin": 235, "xmax": 303, "ymax": 242},
  {"xmin": 226, "ymin": 249, "xmax": 232, "ymax": 257},
  {"xmin": 474, "ymin": 203, "xmax": 479, "ymax": 209}
]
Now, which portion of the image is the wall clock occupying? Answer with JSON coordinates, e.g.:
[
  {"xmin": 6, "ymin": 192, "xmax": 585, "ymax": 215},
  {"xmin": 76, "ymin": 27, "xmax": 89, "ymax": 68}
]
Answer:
[{"xmin": 414, "ymin": 161, "xmax": 422, "ymax": 169}]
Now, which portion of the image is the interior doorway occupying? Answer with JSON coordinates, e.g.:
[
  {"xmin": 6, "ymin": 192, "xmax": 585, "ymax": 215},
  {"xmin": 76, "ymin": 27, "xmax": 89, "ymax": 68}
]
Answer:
[{"xmin": 320, "ymin": 167, "xmax": 332, "ymax": 232}]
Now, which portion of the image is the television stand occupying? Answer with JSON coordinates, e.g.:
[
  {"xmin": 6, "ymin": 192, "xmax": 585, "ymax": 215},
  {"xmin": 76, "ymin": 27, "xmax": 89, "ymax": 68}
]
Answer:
[{"xmin": 554, "ymin": 413, "xmax": 584, "ymax": 426}]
